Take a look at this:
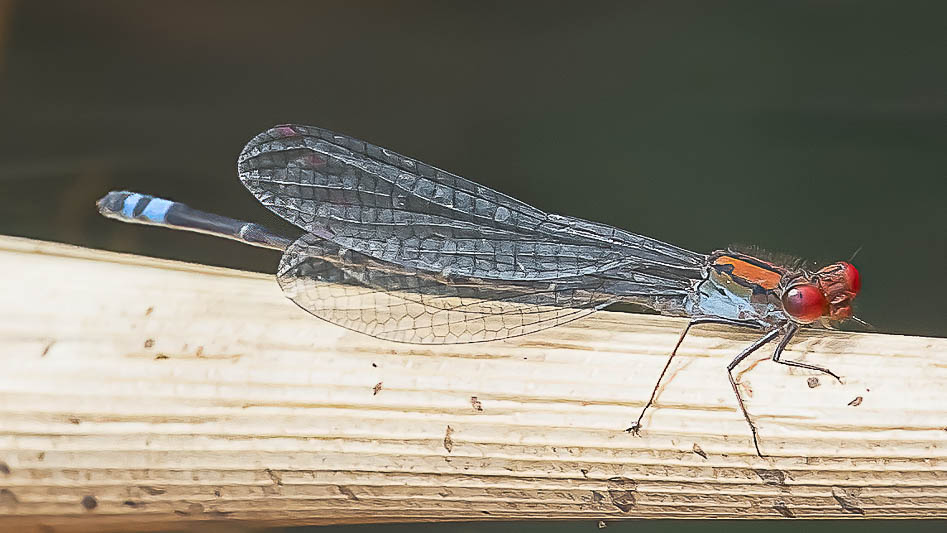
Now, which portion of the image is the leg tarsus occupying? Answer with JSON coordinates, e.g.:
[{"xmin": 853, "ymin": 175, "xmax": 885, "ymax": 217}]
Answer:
[
  {"xmin": 773, "ymin": 351, "xmax": 842, "ymax": 383},
  {"xmin": 771, "ymin": 324, "xmax": 842, "ymax": 382}
]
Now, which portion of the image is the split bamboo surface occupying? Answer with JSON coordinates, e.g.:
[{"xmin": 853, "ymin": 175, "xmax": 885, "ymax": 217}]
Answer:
[{"xmin": 0, "ymin": 235, "xmax": 945, "ymax": 531}]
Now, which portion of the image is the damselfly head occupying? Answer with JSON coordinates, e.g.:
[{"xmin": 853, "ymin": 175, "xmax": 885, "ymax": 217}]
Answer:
[{"xmin": 782, "ymin": 262, "xmax": 860, "ymax": 324}]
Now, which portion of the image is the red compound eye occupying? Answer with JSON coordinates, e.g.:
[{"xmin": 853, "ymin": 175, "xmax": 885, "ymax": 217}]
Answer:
[
  {"xmin": 842, "ymin": 262, "xmax": 861, "ymax": 295},
  {"xmin": 782, "ymin": 284, "xmax": 828, "ymax": 323}
]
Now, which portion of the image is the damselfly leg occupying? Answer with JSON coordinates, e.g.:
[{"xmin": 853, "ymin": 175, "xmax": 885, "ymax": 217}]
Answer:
[
  {"xmin": 725, "ymin": 327, "xmax": 785, "ymax": 457},
  {"xmin": 770, "ymin": 324, "xmax": 842, "ymax": 382},
  {"xmin": 628, "ymin": 318, "xmax": 845, "ymax": 457},
  {"xmin": 630, "ymin": 320, "xmax": 844, "ymax": 457},
  {"xmin": 726, "ymin": 323, "xmax": 841, "ymax": 456},
  {"xmin": 626, "ymin": 317, "xmax": 764, "ymax": 436}
]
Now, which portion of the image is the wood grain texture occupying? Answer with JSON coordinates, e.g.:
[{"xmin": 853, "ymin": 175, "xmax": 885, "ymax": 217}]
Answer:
[{"xmin": 0, "ymin": 235, "xmax": 945, "ymax": 531}]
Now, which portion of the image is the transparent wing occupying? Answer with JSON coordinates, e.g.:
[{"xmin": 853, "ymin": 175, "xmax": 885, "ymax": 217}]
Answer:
[
  {"xmin": 238, "ymin": 125, "xmax": 705, "ymax": 281},
  {"xmin": 277, "ymin": 234, "xmax": 618, "ymax": 344},
  {"xmin": 300, "ymin": 217, "xmax": 629, "ymax": 281}
]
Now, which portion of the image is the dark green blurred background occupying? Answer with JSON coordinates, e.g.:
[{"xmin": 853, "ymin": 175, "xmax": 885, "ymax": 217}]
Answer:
[
  {"xmin": 0, "ymin": 1, "xmax": 945, "ymax": 529},
  {"xmin": 2, "ymin": 1, "xmax": 945, "ymax": 337}
]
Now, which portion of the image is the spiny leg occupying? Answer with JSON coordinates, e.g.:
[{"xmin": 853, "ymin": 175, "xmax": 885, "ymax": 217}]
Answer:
[
  {"xmin": 626, "ymin": 321, "xmax": 693, "ymax": 436},
  {"xmin": 726, "ymin": 327, "xmax": 785, "ymax": 457},
  {"xmin": 771, "ymin": 324, "xmax": 842, "ymax": 382},
  {"xmin": 627, "ymin": 317, "xmax": 762, "ymax": 436}
]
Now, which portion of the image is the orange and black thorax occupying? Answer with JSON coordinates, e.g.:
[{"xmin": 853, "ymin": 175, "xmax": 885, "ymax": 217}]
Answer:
[
  {"xmin": 684, "ymin": 251, "xmax": 790, "ymax": 325},
  {"xmin": 709, "ymin": 252, "xmax": 786, "ymax": 294}
]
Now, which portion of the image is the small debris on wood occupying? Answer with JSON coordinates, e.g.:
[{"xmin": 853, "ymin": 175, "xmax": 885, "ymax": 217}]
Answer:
[
  {"xmin": 443, "ymin": 425, "xmax": 454, "ymax": 453},
  {"xmin": 0, "ymin": 489, "xmax": 18, "ymax": 506},
  {"xmin": 773, "ymin": 501, "xmax": 795, "ymax": 518},
  {"xmin": 80, "ymin": 495, "xmax": 97, "ymax": 510},
  {"xmin": 692, "ymin": 443, "xmax": 707, "ymax": 459},
  {"xmin": 754, "ymin": 468, "xmax": 787, "ymax": 486},
  {"xmin": 832, "ymin": 488, "xmax": 865, "ymax": 515},
  {"xmin": 606, "ymin": 477, "xmax": 637, "ymax": 512}
]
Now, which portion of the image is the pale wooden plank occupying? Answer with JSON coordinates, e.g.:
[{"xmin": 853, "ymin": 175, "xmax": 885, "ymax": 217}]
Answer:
[{"xmin": 0, "ymin": 235, "xmax": 945, "ymax": 531}]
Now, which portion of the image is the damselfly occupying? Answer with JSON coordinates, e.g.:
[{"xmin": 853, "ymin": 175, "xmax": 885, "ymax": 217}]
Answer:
[{"xmin": 98, "ymin": 124, "xmax": 863, "ymax": 456}]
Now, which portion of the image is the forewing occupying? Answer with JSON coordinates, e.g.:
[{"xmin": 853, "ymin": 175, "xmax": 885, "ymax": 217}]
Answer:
[
  {"xmin": 239, "ymin": 124, "xmax": 549, "ymax": 232},
  {"xmin": 238, "ymin": 125, "xmax": 704, "ymax": 280}
]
